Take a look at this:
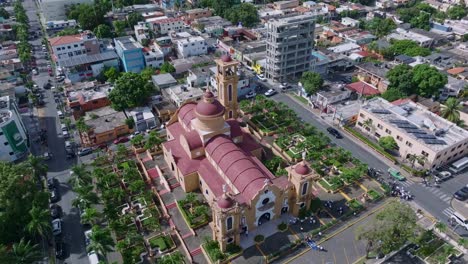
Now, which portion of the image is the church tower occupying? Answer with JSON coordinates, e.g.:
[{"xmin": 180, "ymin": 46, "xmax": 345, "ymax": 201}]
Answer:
[{"xmin": 216, "ymin": 55, "xmax": 239, "ymax": 119}]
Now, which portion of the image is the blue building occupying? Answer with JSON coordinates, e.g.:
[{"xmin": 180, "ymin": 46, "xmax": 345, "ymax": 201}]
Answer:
[{"xmin": 114, "ymin": 36, "xmax": 145, "ymax": 73}]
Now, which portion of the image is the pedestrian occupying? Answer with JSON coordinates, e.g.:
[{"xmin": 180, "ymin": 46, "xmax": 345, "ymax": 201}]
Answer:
[
  {"xmin": 318, "ymin": 231, "xmax": 322, "ymax": 237},
  {"xmin": 245, "ymin": 230, "xmax": 248, "ymax": 237},
  {"xmin": 300, "ymin": 226, "xmax": 304, "ymax": 231}
]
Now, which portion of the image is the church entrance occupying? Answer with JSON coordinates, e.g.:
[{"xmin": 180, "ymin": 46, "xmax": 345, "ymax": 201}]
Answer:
[{"xmin": 258, "ymin": 212, "xmax": 271, "ymax": 226}]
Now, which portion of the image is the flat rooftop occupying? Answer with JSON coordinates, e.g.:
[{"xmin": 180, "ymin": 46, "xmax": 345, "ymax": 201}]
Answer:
[
  {"xmin": 362, "ymin": 97, "xmax": 468, "ymax": 152},
  {"xmin": 166, "ymin": 85, "xmax": 204, "ymax": 106},
  {"xmin": 114, "ymin": 36, "xmax": 143, "ymax": 51},
  {"xmin": 84, "ymin": 107, "xmax": 127, "ymax": 134}
]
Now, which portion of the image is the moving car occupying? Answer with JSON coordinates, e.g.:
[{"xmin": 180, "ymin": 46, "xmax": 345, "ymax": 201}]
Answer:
[
  {"xmin": 245, "ymin": 91, "xmax": 256, "ymax": 99},
  {"xmin": 450, "ymin": 212, "xmax": 468, "ymax": 230},
  {"xmin": 257, "ymin": 74, "xmax": 266, "ymax": 81},
  {"xmin": 66, "ymin": 149, "xmax": 75, "ymax": 159},
  {"xmin": 326, "ymin": 127, "xmax": 343, "ymax": 139},
  {"xmin": 50, "ymin": 204, "xmax": 62, "ymax": 219},
  {"xmin": 388, "ymin": 168, "xmax": 405, "ymax": 181},
  {"xmin": 435, "ymin": 171, "xmax": 452, "ymax": 183},
  {"xmin": 78, "ymin": 147, "xmax": 93, "ymax": 157},
  {"xmin": 264, "ymin": 89, "xmax": 277, "ymax": 97},
  {"xmin": 114, "ymin": 136, "xmax": 129, "ymax": 144},
  {"xmin": 52, "ymin": 219, "xmax": 62, "ymax": 236},
  {"xmin": 32, "ymin": 69, "xmax": 38, "ymax": 75},
  {"xmin": 453, "ymin": 186, "xmax": 468, "ymax": 201}
]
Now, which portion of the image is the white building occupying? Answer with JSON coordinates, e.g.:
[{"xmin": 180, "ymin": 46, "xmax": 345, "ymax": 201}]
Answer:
[
  {"xmin": 387, "ymin": 28, "xmax": 434, "ymax": 47},
  {"xmin": 48, "ymin": 31, "xmax": 100, "ymax": 63},
  {"xmin": 176, "ymin": 36, "xmax": 207, "ymax": 58},
  {"xmin": 327, "ymin": 42, "xmax": 361, "ymax": 55},
  {"xmin": 134, "ymin": 22, "xmax": 150, "ymax": 44},
  {"xmin": 147, "ymin": 16, "xmax": 184, "ymax": 35},
  {"xmin": 129, "ymin": 107, "xmax": 158, "ymax": 132},
  {"xmin": 39, "ymin": 0, "xmax": 93, "ymax": 22},
  {"xmin": 341, "ymin": 17, "xmax": 360, "ymax": 27},
  {"xmin": 46, "ymin": 20, "xmax": 78, "ymax": 30},
  {"xmin": 143, "ymin": 46, "xmax": 164, "ymax": 69},
  {"xmin": 0, "ymin": 96, "xmax": 28, "ymax": 162}
]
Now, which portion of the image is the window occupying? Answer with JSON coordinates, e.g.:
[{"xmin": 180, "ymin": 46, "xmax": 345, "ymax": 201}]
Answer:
[
  {"xmin": 374, "ymin": 132, "xmax": 381, "ymax": 138},
  {"xmin": 200, "ymin": 180, "xmax": 203, "ymax": 186},
  {"xmin": 300, "ymin": 202, "xmax": 305, "ymax": 208},
  {"xmin": 406, "ymin": 141, "xmax": 412, "ymax": 147},
  {"xmin": 357, "ymin": 122, "xmax": 363, "ymax": 126},
  {"xmin": 3, "ymin": 142, "xmax": 8, "ymax": 145},
  {"xmin": 229, "ymin": 111, "xmax": 233, "ymax": 118},
  {"xmin": 205, "ymin": 189, "xmax": 209, "ymax": 195},
  {"xmin": 228, "ymin": 84, "xmax": 232, "ymax": 102},
  {"xmin": 67, "ymin": 46, "xmax": 71, "ymax": 49},
  {"xmin": 436, "ymin": 154, "xmax": 441, "ymax": 159},
  {"xmin": 262, "ymin": 198, "xmax": 270, "ymax": 205},
  {"xmin": 301, "ymin": 182, "xmax": 308, "ymax": 196},
  {"xmin": 377, "ymin": 124, "xmax": 383, "ymax": 129},
  {"xmin": 74, "ymin": 44, "xmax": 78, "ymax": 48},
  {"xmin": 226, "ymin": 216, "xmax": 233, "ymax": 230},
  {"xmin": 385, "ymin": 128, "xmax": 391, "ymax": 134},
  {"xmin": 396, "ymin": 135, "xmax": 402, "ymax": 141},
  {"xmin": 421, "ymin": 150, "xmax": 428, "ymax": 157},
  {"xmin": 227, "ymin": 237, "xmax": 234, "ymax": 243}
]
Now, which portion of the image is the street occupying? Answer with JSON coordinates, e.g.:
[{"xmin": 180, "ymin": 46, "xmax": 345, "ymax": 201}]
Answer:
[{"xmin": 23, "ymin": 0, "xmax": 89, "ymax": 263}]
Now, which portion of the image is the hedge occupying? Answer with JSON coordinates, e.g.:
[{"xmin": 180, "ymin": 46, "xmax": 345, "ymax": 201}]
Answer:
[{"xmin": 344, "ymin": 126, "xmax": 397, "ymax": 162}]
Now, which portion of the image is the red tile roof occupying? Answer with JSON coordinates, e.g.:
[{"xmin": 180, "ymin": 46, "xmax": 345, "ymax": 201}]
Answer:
[
  {"xmin": 178, "ymin": 103, "xmax": 197, "ymax": 128},
  {"xmin": 147, "ymin": 168, "xmax": 160, "ymax": 179},
  {"xmin": 447, "ymin": 67, "xmax": 465, "ymax": 75},
  {"xmin": 227, "ymin": 119, "xmax": 242, "ymax": 138},
  {"xmin": 345, "ymin": 81, "xmax": 380, "ymax": 95},
  {"xmin": 391, "ymin": 98, "xmax": 411, "ymax": 106},
  {"xmin": 356, "ymin": 51, "xmax": 370, "ymax": 57},
  {"xmin": 185, "ymin": 130, "xmax": 203, "ymax": 150},
  {"xmin": 48, "ymin": 34, "xmax": 82, "ymax": 46},
  {"xmin": 206, "ymin": 135, "xmax": 271, "ymax": 202},
  {"xmin": 199, "ymin": 159, "xmax": 231, "ymax": 198}
]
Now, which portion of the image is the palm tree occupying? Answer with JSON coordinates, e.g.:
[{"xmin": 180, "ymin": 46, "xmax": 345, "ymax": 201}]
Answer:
[
  {"xmin": 441, "ymin": 98, "xmax": 462, "ymax": 123},
  {"xmin": 25, "ymin": 206, "xmax": 51, "ymax": 239},
  {"xmin": 87, "ymin": 226, "xmax": 115, "ymax": 260},
  {"xmin": 27, "ymin": 155, "xmax": 48, "ymax": 180},
  {"xmin": 76, "ymin": 117, "xmax": 90, "ymax": 133},
  {"xmin": 362, "ymin": 119, "xmax": 374, "ymax": 134},
  {"xmin": 435, "ymin": 222, "xmax": 447, "ymax": 238},
  {"xmin": 81, "ymin": 207, "xmax": 102, "ymax": 226},
  {"xmin": 144, "ymin": 131, "xmax": 163, "ymax": 151},
  {"xmin": 407, "ymin": 154, "xmax": 418, "ymax": 168},
  {"xmin": 68, "ymin": 164, "xmax": 92, "ymax": 188},
  {"xmin": 184, "ymin": 192, "xmax": 198, "ymax": 212},
  {"xmin": 9, "ymin": 238, "xmax": 41, "ymax": 264}
]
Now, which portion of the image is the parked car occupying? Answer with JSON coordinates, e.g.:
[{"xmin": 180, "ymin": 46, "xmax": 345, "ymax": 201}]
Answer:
[
  {"xmin": 129, "ymin": 131, "xmax": 142, "ymax": 139},
  {"xmin": 52, "ymin": 219, "xmax": 62, "ymax": 236},
  {"xmin": 264, "ymin": 89, "xmax": 277, "ymax": 97},
  {"xmin": 114, "ymin": 136, "xmax": 129, "ymax": 144},
  {"xmin": 326, "ymin": 127, "xmax": 343, "ymax": 139},
  {"xmin": 62, "ymin": 130, "xmax": 69, "ymax": 139},
  {"xmin": 454, "ymin": 186, "xmax": 468, "ymax": 201},
  {"xmin": 77, "ymin": 147, "xmax": 93, "ymax": 157},
  {"xmin": 245, "ymin": 91, "xmax": 256, "ymax": 99},
  {"xmin": 435, "ymin": 171, "xmax": 452, "ymax": 183},
  {"xmin": 257, "ymin": 74, "xmax": 266, "ymax": 81},
  {"xmin": 43, "ymin": 152, "xmax": 52, "ymax": 160},
  {"xmin": 50, "ymin": 204, "xmax": 62, "ymax": 219},
  {"xmin": 50, "ymin": 188, "xmax": 60, "ymax": 203}
]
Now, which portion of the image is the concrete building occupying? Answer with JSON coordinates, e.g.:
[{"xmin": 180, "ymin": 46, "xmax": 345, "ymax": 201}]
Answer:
[
  {"xmin": 148, "ymin": 17, "xmax": 184, "ymax": 35},
  {"xmin": 209, "ymin": 65, "xmax": 253, "ymax": 97},
  {"xmin": 387, "ymin": 28, "xmax": 434, "ymax": 48},
  {"xmin": 152, "ymin": 73, "xmax": 177, "ymax": 89},
  {"xmin": 0, "ymin": 95, "xmax": 28, "ymax": 162},
  {"xmin": 114, "ymin": 36, "xmax": 145, "ymax": 73},
  {"xmin": 184, "ymin": 8, "xmax": 212, "ymax": 21},
  {"xmin": 129, "ymin": 107, "xmax": 158, "ymax": 132},
  {"xmin": 265, "ymin": 15, "xmax": 315, "ymax": 82},
  {"xmin": 356, "ymin": 97, "xmax": 468, "ymax": 169},
  {"xmin": 39, "ymin": 0, "xmax": 93, "ymax": 21},
  {"xmin": 66, "ymin": 82, "xmax": 113, "ymax": 119},
  {"xmin": 143, "ymin": 47, "xmax": 164, "ymax": 69},
  {"xmin": 45, "ymin": 20, "xmax": 77, "ymax": 31},
  {"xmin": 134, "ymin": 22, "xmax": 150, "ymax": 43},
  {"xmin": 162, "ymin": 55, "xmax": 318, "ymax": 251},
  {"xmin": 176, "ymin": 36, "xmax": 208, "ymax": 58},
  {"xmin": 48, "ymin": 31, "xmax": 100, "ymax": 63}
]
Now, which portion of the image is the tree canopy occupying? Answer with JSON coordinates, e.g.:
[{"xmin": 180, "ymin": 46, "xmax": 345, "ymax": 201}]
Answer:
[
  {"xmin": 300, "ymin": 72, "xmax": 323, "ymax": 96},
  {"xmin": 447, "ymin": 5, "xmax": 467, "ymax": 19},
  {"xmin": 127, "ymin": 12, "xmax": 144, "ymax": 27},
  {"xmin": 412, "ymin": 64, "xmax": 447, "ymax": 97},
  {"xmin": 225, "ymin": 3, "xmax": 259, "ymax": 27},
  {"xmin": 441, "ymin": 98, "xmax": 462, "ymax": 124},
  {"xmin": 113, "ymin": 20, "xmax": 127, "ymax": 37},
  {"xmin": 160, "ymin": 62, "xmax": 176, "ymax": 73},
  {"xmin": 0, "ymin": 7, "xmax": 10, "ymax": 19},
  {"xmin": 362, "ymin": 18, "xmax": 396, "ymax": 38},
  {"xmin": 356, "ymin": 201, "xmax": 417, "ymax": 257},
  {"xmin": 94, "ymin": 24, "xmax": 113, "ymax": 39},
  {"xmin": 379, "ymin": 136, "xmax": 398, "ymax": 151},
  {"xmin": 386, "ymin": 64, "xmax": 415, "ymax": 94},
  {"xmin": 108, "ymin": 72, "xmax": 154, "ymax": 111},
  {"xmin": 57, "ymin": 28, "xmax": 80, "ymax": 36},
  {"xmin": 104, "ymin": 67, "xmax": 121, "ymax": 83},
  {"xmin": 67, "ymin": 3, "xmax": 106, "ymax": 31},
  {"xmin": 388, "ymin": 39, "xmax": 431, "ymax": 57}
]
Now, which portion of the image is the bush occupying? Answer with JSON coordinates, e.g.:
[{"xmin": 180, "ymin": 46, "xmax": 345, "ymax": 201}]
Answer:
[
  {"xmin": 254, "ymin": 235, "xmax": 265, "ymax": 243},
  {"xmin": 367, "ymin": 189, "xmax": 382, "ymax": 201},
  {"xmin": 226, "ymin": 243, "xmax": 242, "ymax": 255},
  {"xmin": 347, "ymin": 199, "xmax": 363, "ymax": 210},
  {"xmin": 204, "ymin": 239, "xmax": 226, "ymax": 261},
  {"xmin": 278, "ymin": 222, "xmax": 288, "ymax": 231},
  {"xmin": 344, "ymin": 126, "xmax": 397, "ymax": 162}
]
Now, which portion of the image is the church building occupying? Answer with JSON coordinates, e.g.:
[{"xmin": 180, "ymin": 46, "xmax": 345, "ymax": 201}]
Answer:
[{"xmin": 162, "ymin": 55, "xmax": 318, "ymax": 251}]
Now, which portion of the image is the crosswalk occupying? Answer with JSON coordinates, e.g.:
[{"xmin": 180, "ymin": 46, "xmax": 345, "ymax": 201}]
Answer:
[
  {"xmin": 442, "ymin": 207, "xmax": 455, "ymax": 218},
  {"xmin": 398, "ymin": 179, "xmax": 415, "ymax": 188},
  {"xmin": 418, "ymin": 183, "xmax": 453, "ymax": 205}
]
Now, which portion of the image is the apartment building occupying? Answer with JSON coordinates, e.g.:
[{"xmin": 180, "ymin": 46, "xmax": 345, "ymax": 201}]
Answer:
[
  {"xmin": 46, "ymin": 20, "xmax": 77, "ymax": 31},
  {"xmin": 143, "ymin": 47, "xmax": 164, "ymax": 68},
  {"xmin": 114, "ymin": 36, "xmax": 145, "ymax": 73},
  {"xmin": 134, "ymin": 22, "xmax": 150, "ymax": 43},
  {"xmin": 48, "ymin": 31, "xmax": 100, "ymax": 63},
  {"xmin": 356, "ymin": 97, "xmax": 468, "ymax": 169},
  {"xmin": 147, "ymin": 17, "xmax": 184, "ymax": 35},
  {"xmin": 265, "ymin": 15, "xmax": 315, "ymax": 82},
  {"xmin": 0, "ymin": 96, "xmax": 28, "ymax": 162},
  {"xmin": 66, "ymin": 82, "xmax": 113, "ymax": 119},
  {"xmin": 387, "ymin": 28, "xmax": 434, "ymax": 48},
  {"xmin": 176, "ymin": 36, "xmax": 207, "ymax": 58},
  {"xmin": 39, "ymin": 0, "xmax": 93, "ymax": 21},
  {"xmin": 184, "ymin": 8, "xmax": 212, "ymax": 21}
]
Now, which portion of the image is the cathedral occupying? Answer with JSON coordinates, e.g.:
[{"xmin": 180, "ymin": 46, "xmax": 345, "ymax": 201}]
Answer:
[{"xmin": 162, "ymin": 55, "xmax": 317, "ymax": 251}]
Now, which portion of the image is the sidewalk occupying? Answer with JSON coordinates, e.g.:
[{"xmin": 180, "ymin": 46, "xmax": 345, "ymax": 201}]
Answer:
[{"xmin": 285, "ymin": 93, "xmax": 423, "ymax": 183}]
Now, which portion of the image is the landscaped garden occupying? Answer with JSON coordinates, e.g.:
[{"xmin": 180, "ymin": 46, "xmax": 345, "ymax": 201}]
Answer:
[
  {"xmin": 148, "ymin": 233, "xmax": 176, "ymax": 253},
  {"xmin": 177, "ymin": 192, "xmax": 210, "ymax": 228},
  {"xmin": 202, "ymin": 237, "xmax": 242, "ymax": 262}
]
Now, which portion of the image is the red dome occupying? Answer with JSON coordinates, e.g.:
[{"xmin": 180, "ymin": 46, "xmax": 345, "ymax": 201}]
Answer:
[
  {"xmin": 196, "ymin": 91, "xmax": 225, "ymax": 116},
  {"xmin": 221, "ymin": 54, "xmax": 232, "ymax": 62},
  {"xmin": 217, "ymin": 196, "xmax": 233, "ymax": 209},
  {"xmin": 295, "ymin": 163, "xmax": 310, "ymax": 175}
]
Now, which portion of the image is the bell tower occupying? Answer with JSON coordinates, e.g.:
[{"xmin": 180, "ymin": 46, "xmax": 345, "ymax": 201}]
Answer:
[{"xmin": 216, "ymin": 55, "xmax": 239, "ymax": 119}]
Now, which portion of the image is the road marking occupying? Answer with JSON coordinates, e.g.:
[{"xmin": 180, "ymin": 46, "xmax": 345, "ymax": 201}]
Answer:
[
  {"xmin": 352, "ymin": 256, "xmax": 366, "ymax": 264},
  {"xmin": 357, "ymin": 182, "xmax": 368, "ymax": 192},
  {"xmin": 353, "ymin": 238, "xmax": 360, "ymax": 257},
  {"xmin": 344, "ymin": 248, "xmax": 350, "ymax": 264},
  {"xmin": 334, "ymin": 253, "xmax": 337, "ymax": 264},
  {"xmin": 339, "ymin": 190, "xmax": 352, "ymax": 201},
  {"xmin": 443, "ymin": 207, "xmax": 455, "ymax": 218},
  {"xmin": 315, "ymin": 213, "xmax": 326, "ymax": 225}
]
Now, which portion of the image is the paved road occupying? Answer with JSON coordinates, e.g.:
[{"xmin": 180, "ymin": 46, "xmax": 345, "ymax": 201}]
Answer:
[
  {"xmin": 23, "ymin": 0, "xmax": 90, "ymax": 263},
  {"xmin": 259, "ymin": 87, "xmax": 468, "ymax": 237}
]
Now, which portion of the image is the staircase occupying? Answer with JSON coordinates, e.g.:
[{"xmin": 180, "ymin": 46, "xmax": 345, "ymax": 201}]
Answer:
[{"xmin": 190, "ymin": 247, "xmax": 203, "ymax": 257}]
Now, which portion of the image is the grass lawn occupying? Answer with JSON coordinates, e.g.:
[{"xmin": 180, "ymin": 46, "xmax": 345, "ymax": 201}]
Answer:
[
  {"xmin": 416, "ymin": 238, "xmax": 445, "ymax": 258},
  {"xmin": 292, "ymin": 94, "xmax": 309, "ymax": 105},
  {"xmin": 149, "ymin": 235, "xmax": 174, "ymax": 251},
  {"xmin": 347, "ymin": 199, "xmax": 363, "ymax": 210},
  {"xmin": 319, "ymin": 179, "xmax": 341, "ymax": 191},
  {"xmin": 367, "ymin": 189, "xmax": 382, "ymax": 201}
]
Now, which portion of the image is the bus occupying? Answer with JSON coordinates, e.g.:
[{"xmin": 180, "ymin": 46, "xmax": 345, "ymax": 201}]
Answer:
[{"xmin": 449, "ymin": 156, "xmax": 468, "ymax": 174}]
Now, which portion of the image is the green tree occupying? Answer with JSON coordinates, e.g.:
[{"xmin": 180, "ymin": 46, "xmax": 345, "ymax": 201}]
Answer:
[
  {"xmin": 184, "ymin": 192, "xmax": 198, "ymax": 212},
  {"xmin": 381, "ymin": 88, "xmax": 406, "ymax": 102},
  {"xmin": 127, "ymin": 12, "xmax": 144, "ymax": 27},
  {"xmin": 144, "ymin": 131, "xmax": 163, "ymax": 151},
  {"xmin": 412, "ymin": 64, "xmax": 447, "ymax": 97},
  {"xmin": 441, "ymin": 98, "xmax": 462, "ymax": 123},
  {"xmin": 386, "ymin": 64, "xmax": 414, "ymax": 94},
  {"xmin": 447, "ymin": 5, "xmax": 467, "ymax": 19},
  {"xmin": 94, "ymin": 24, "xmax": 113, "ymax": 38},
  {"xmin": 25, "ymin": 206, "xmax": 51, "ymax": 239},
  {"xmin": 140, "ymin": 67, "xmax": 155, "ymax": 81},
  {"xmin": 300, "ymin": 72, "xmax": 323, "ymax": 96},
  {"xmin": 76, "ymin": 117, "xmax": 90, "ymax": 133},
  {"xmin": 9, "ymin": 239, "xmax": 41, "ymax": 264},
  {"xmin": 130, "ymin": 134, "xmax": 145, "ymax": 146},
  {"xmin": 159, "ymin": 251, "xmax": 184, "ymax": 264},
  {"xmin": 57, "ymin": 28, "xmax": 80, "ymax": 36},
  {"xmin": 27, "ymin": 154, "xmax": 48, "ymax": 181},
  {"xmin": 104, "ymin": 67, "xmax": 120, "ymax": 82},
  {"xmin": 67, "ymin": 4, "xmax": 105, "ymax": 30},
  {"xmin": 225, "ymin": 3, "xmax": 259, "ymax": 27},
  {"xmin": 160, "ymin": 62, "xmax": 176, "ymax": 73},
  {"xmin": 363, "ymin": 18, "xmax": 396, "ymax": 38},
  {"xmin": 113, "ymin": 20, "xmax": 127, "ymax": 37},
  {"xmin": 0, "ymin": 8, "xmax": 10, "ymax": 19},
  {"xmin": 379, "ymin": 136, "xmax": 398, "ymax": 151},
  {"xmin": 68, "ymin": 164, "xmax": 92, "ymax": 188},
  {"xmin": 81, "ymin": 207, "xmax": 102, "ymax": 226},
  {"xmin": 87, "ymin": 226, "xmax": 115, "ymax": 259},
  {"xmin": 388, "ymin": 40, "xmax": 431, "ymax": 57},
  {"xmin": 108, "ymin": 72, "xmax": 154, "ymax": 112},
  {"xmin": 410, "ymin": 11, "xmax": 431, "ymax": 30},
  {"xmin": 355, "ymin": 201, "xmax": 417, "ymax": 257}
]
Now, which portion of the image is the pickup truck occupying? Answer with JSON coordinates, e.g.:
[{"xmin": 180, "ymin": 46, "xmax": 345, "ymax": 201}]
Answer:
[{"xmin": 388, "ymin": 168, "xmax": 405, "ymax": 181}]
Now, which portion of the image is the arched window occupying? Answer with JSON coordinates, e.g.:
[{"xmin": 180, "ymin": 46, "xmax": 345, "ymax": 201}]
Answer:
[
  {"xmin": 301, "ymin": 182, "xmax": 308, "ymax": 196},
  {"xmin": 228, "ymin": 84, "xmax": 233, "ymax": 102},
  {"xmin": 262, "ymin": 198, "xmax": 270, "ymax": 205},
  {"xmin": 229, "ymin": 111, "xmax": 233, "ymax": 118},
  {"xmin": 226, "ymin": 216, "xmax": 233, "ymax": 230}
]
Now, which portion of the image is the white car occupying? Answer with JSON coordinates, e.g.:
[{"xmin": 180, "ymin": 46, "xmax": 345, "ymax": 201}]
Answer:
[
  {"xmin": 264, "ymin": 89, "xmax": 277, "ymax": 97},
  {"xmin": 52, "ymin": 219, "xmax": 62, "ymax": 236},
  {"xmin": 32, "ymin": 69, "xmax": 38, "ymax": 75},
  {"xmin": 62, "ymin": 130, "xmax": 69, "ymax": 138},
  {"xmin": 245, "ymin": 91, "xmax": 256, "ymax": 99},
  {"xmin": 257, "ymin": 74, "xmax": 266, "ymax": 81}
]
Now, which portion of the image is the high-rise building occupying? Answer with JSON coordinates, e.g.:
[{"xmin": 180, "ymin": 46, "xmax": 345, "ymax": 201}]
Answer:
[
  {"xmin": 0, "ymin": 96, "xmax": 28, "ymax": 162},
  {"xmin": 265, "ymin": 15, "xmax": 315, "ymax": 82}
]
